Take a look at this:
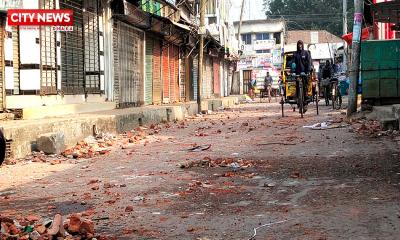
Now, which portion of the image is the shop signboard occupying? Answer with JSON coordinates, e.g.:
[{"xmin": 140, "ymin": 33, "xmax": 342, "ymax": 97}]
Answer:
[
  {"xmin": 254, "ymin": 39, "xmax": 275, "ymax": 51},
  {"xmin": 237, "ymin": 57, "xmax": 253, "ymax": 70},
  {"xmin": 253, "ymin": 54, "xmax": 272, "ymax": 69},
  {"xmin": 272, "ymin": 49, "xmax": 282, "ymax": 66}
]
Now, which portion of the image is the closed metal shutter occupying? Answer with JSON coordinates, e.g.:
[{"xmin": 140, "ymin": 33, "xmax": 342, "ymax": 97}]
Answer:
[
  {"xmin": 0, "ymin": 16, "xmax": 5, "ymax": 111},
  {"xmin": 145, "ymin": 37, "xmax": 153, "ymax": 105},
  {"xmin": 152, "ymin": 40, "xmax": 162, "ymax": 104},
  {"xmin": 162, "ymin": 44, "xmax": 170, "ymax": 103},
  {"xmin": 169, "ymin": 45, "xmax": 179, "ymax": 103},
  {"xmin": 192, "ymin": 57, "xmax": 198, "ymax": 101},
  {"xmin": 60, "ymin": 0, "xmax": 100, "ymax": 94},
  {"xmin": 171, "ymin": 45, "xmax": 180, "ymax": 102},
  {"xmin": 203, "ymin": 56, "xmax": 213, "ymax": 99},
  {"xmin": 224, "ymin": 62, "xmax": 229, "ymax": 96},
  {"xmin": 113, "ymin": 21, "xmax": 144, "ymax": 108},
  {"xmin": 60, "ymin": 0, "xmax": 85, "ymax": 94},
  {"xmin": 179, "ymin": 55, "xmax": 186, "ymax": 101},
  {"xmin": 213, "ymin": 58, "xmax": 220, "ymax": 97},
  {"xmin": 169, "ymin": 45, "xmax": 175, "ymax": 102}
]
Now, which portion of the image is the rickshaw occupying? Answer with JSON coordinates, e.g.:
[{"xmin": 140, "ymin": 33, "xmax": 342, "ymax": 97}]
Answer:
[{"xmin": 280, "ymin": 51, "xmax": 319, "ymax": 118}]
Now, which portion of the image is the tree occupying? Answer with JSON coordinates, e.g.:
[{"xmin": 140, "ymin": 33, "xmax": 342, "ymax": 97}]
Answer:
[{"xmin": 263, "ymin": 0, "xmax": 354, "ymax": 36}]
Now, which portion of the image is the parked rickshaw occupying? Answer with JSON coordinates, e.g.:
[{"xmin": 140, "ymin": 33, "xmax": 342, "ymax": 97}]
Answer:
[{"xmin": 280, "ymin": 52, "xmax": 319, "ymax": 118}]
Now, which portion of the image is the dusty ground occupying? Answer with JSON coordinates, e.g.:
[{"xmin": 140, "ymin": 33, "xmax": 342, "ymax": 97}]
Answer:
[{"xmin": 1, "ymin": 100, "xmax": 400, "ymax": 240}]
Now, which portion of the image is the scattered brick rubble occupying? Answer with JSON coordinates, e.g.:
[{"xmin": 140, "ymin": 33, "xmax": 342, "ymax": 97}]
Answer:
[
  {"xmin": 17, "ymin": 127, "xmax": 154, "ymax": 165},
  {"xmin": 0, "ymin": 213, "xmax": 114, "ymax": 240}
]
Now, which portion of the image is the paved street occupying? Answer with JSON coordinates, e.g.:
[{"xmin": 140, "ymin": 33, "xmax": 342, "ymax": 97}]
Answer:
[{"xmin": 1, "ymin": 101, "xmax": 400, "ymax": 239}]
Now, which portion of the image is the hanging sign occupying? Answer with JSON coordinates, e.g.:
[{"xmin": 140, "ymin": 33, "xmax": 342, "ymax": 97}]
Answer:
[{"xmin": 352, "ymin": 13, "xmax": 363, "ymax": 43}]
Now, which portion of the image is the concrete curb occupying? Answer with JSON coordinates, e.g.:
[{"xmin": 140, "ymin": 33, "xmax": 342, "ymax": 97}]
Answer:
[{"xmin": 1, "ymin": 97, "xmax": 240, "ymax": 160}]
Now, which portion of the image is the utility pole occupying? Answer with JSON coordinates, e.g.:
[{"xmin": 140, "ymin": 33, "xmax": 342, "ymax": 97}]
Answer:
[
  {"xmin": 237, "ymin": 0, "xmax": 245, "ymax": 50},
  {"xmin": 197, "ymin": 0, "xmax": 205, "ymax": 113},
  {"xmin": 343, "ymin": 0, "xmax": 348, "ymax": 36},
  {"xmin": 343, "ymin": 0, "xmax": 348, "ymax": 71},
  {"xmin": 231, "ymin": 0, "xmax": 245, "ymax": 95},
  {"xmin": 347, "ymin": 0, "xmax": 364, "ymax": 116}
]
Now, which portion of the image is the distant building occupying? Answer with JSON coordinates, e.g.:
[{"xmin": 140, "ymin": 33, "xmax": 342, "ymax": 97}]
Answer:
[{"xmin": 233, "ymin": 19, "xmax": 286, "ymax": 93}]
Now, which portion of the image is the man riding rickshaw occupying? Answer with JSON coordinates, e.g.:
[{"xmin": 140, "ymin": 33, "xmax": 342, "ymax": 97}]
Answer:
[{"xmin": 280, "ymin": 40, "xmax": 319, "ymax": 118}]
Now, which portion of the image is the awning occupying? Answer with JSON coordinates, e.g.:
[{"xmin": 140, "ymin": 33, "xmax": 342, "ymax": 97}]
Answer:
[
  {"xmin": 342, "ymin": 27, "xmax": 371, "ymax": 45},
  {"xmin": 171, "ymin": 21, "xmax": 191, "ymax": 31}
]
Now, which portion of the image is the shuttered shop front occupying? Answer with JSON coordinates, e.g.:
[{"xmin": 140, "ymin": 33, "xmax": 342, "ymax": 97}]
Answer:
[
  {"xmin": 152, "ymin": 40, "xmax": 162, "ymax": 104},
  {"xmin": 203, "ymin": 56, "xmax": 213, "ymax": 99},
  {"xmin": 59, "ymin": 0, "xmax": 101, "ymax": 95},
  {"xmin": 169, "ymin": 45, "xmax": 179, "ymax": 103},
  {"xmin": 113, "ymin": 21, "xmax": 144, "ymax": 107},
  {"xmin": 191, "ymin": 57, "xmax": 198, "ymax": 101},
  {"xmin": 145, "ymin": 36, "xmax": 154, "ymax": 105},
  {"xmin": 224, "ymin": 61, "xmax": 229, "ymax": 97},
  {"xmin": 213, "ymin": 58, "xmax": 220, "ymax": 97},
  {"xmin": 162, "ymin": 44, "xmax": 170, "ymax": 103},
  {"xmin": 162, "ymin": 44, "xmax": 180, "ymax": 103},
  {"xmin": 179, "ymin": 55, "xmax": 186, "ymax": 101}
]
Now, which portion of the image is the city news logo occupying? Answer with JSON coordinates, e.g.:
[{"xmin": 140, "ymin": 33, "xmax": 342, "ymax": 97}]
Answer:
[{"xmin": 7, "ymin": 9, "xmax": 74, "ymax": 31}]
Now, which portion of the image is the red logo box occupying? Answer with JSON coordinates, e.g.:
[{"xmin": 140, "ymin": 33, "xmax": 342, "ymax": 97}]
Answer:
[{"xmin": 7, "ymin": 9, "xmax": 74, "ymax": 26}]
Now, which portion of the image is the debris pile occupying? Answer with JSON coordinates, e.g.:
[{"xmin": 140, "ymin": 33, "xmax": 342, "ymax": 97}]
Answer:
[
  {"xmin": 62, "ymin": 134, "xmax": 115, "ymax": 159},
  {"xmin": 121, "ymin": 127, "xmax": 149, "ymax": 144},
  {"xmin": 180, "ymin": 157, "xmax": 254, "ymax": 170},
  {"xmin": 61, "ymin": 128, "xmax": 152, "ymax": 159},
  {"xmin": 0, "ymin": 213, "xmax": 110, "ymax": 240},
  {"xmin": 23, "ymin": 151, "xmax": 67, "ymax": 164},
  {"xmin": 351, "ymin": 119, "xmax": 384, "ymax": 136}
]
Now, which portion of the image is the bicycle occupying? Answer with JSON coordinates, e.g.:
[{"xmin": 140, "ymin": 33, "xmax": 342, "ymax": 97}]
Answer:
[{"xmin": 331, "ymin": 79, "xmax": 342, "ymax": 110}]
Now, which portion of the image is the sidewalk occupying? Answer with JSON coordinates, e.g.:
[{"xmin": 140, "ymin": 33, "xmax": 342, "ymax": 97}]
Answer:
[{"xmin": 1, "ymin": 97, "xmax": 240, "ymax": 160}]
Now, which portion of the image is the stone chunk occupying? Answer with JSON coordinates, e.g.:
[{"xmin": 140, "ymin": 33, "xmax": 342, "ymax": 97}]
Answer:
[
  {"xmin": 37, "ymin": 132, "xmax": 66, "ymax": 154},
  {"xmin": 380, "ymin": 118, "xmax": 399, "ymax": 131}
]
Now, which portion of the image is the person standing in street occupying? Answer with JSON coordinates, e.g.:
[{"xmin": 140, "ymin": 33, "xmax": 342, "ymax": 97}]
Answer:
[
  {"xmin": 264, "ymin": 72, "xmax": 273, "ymax": 102},
  {"xmin": 322, "ymin": 60, "xmax": 333, "ymax": 106},
  {"xmin": 248, "ymin": 76, "xmax": 257, "ymax": 100}
]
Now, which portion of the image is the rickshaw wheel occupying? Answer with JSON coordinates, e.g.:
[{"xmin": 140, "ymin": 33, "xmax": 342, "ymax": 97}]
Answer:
[
  {"xmin": 298, "ymin": 81, "xmax": 304, "ymax": 118},
  {"xmin": 316, "ymin": 89, "xmax": 320, "ymax": 115}
]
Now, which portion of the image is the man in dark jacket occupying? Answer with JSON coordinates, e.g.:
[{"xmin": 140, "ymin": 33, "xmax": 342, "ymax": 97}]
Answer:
[
  {"xmin": 293, "ymin": 40, "xmax": 312, "ymax": 112},
  {"xmin": 322, "ymin": 60, "xmax": 333, "ymax": 106},
  {"xmin": 294, "ymin": 40, "xmax": 312, "ymax": 75}
]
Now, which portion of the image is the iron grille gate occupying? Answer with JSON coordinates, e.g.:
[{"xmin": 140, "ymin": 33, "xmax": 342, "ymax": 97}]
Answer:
[
  {"xmin": 83, "ymin": 0, "xmax": 101, "ymax": 93},
  {"xmin": 192, "ymin": 57, "xmax": 198, "ymax": 101},
  {"xmin": 0, "ymin": 16, "xmax": 5, "ymax": 111},
  {"xmin": 59, "ymin": 0, "xmax": 101, "ymax": 95},
  {"xmin": 40, "ymin": 0, "xmax": 57, "ymax": 95}
]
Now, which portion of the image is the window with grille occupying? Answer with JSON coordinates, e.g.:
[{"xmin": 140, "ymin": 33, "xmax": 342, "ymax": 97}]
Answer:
[
  {"xmin": 241, "ymin": 34, "xmax": 252, "ymax": 45},
  {"xmin": 40, "ymin": 0, "xmax": 57, "ymax": 95},
  {"xmin": 256, "ymin": 33, "xmax": 270, "ymax": 40},
  {"xmin": 256, "ymin": 50, "xmax": 270, "ymax": 54}
]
